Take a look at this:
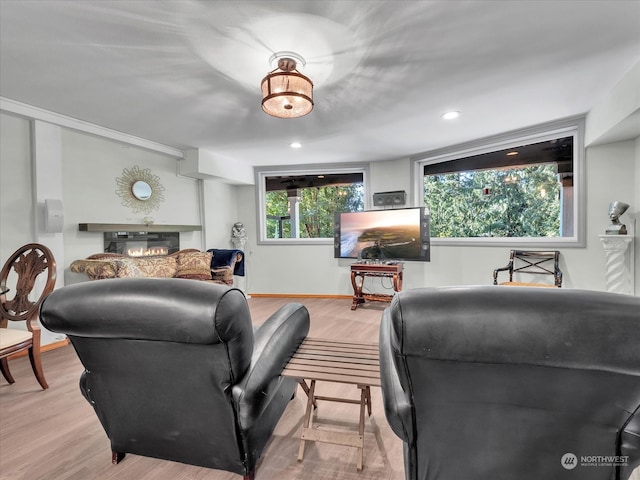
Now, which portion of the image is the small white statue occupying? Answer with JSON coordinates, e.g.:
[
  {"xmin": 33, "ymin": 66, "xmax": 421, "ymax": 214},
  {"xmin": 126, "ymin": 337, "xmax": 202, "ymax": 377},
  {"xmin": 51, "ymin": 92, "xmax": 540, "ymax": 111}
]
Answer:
[{"xmin": 231, "ymin": 222, "xmax": 247, "ymax": 249}]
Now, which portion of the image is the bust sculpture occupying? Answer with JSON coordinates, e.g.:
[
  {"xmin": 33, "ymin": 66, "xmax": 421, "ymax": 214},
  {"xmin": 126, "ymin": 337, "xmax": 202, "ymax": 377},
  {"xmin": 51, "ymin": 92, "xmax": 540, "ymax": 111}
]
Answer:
[
  {"xmin": 231, "ymin": 222, "xmax": 247, "ymax": 249},
  {"xmin": 605, "ymin": 201, "xmax": 629, "ymax": 235}
]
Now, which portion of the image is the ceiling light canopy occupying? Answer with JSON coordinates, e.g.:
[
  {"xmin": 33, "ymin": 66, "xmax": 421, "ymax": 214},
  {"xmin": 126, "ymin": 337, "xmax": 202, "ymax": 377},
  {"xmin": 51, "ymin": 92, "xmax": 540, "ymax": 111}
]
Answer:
[{"xmin": 261, "ymin": 52, "xmax": 314, "ymax": 119}]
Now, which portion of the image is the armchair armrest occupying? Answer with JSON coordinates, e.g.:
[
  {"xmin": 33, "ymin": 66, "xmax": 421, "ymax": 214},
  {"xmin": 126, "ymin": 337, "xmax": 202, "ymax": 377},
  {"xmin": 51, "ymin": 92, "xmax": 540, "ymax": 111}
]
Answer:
[
  {"xmin": 379, "ymin": 308, "xmax": 414, "ymax": 444},
  {"xmin": 492, "ymin": 262, "xmax": 513, "ymax": 284},
  {"xmin": 232, "ymin": 303, "xmax": 310, "ymax": 428},
  {"xmin": 622, "ymin": 409, "xmax": 640, "ymax": 477},
  {"xmin": 554, "ymin": 268, "xmax": 563, "ymax": 287}
]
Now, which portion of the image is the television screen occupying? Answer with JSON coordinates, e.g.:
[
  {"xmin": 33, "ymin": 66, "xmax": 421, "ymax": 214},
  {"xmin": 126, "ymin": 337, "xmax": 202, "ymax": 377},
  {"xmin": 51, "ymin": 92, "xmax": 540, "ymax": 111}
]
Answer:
[{"xmin": 334, "ymin": 207, "xmax": 430, "ymax": 261}]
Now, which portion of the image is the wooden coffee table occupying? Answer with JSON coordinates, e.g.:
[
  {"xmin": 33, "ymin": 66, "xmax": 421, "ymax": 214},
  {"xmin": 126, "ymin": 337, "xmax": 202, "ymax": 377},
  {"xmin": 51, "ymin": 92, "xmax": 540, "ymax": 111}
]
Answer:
[{"xmin": 282, "ymin": 337, "xmax": 380, "ymax": 471}]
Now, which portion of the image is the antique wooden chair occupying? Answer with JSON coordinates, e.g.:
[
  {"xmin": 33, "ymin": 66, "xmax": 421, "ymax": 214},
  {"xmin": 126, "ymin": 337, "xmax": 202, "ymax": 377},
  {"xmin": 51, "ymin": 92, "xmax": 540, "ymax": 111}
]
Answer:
[
  {"xmin": 493, "ymin": 250, "xmax": 562, "ymax": 287},
  {"xmin": 0, "ymin": 243, "xmax": 57, "ymax": 389}
]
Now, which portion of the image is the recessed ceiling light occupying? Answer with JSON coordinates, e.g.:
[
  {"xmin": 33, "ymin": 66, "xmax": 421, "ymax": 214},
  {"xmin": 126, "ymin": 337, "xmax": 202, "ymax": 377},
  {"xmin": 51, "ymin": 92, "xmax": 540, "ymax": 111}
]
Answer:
[
  {"xmin": 290, "ymin": 142, "xmax": 302, "ymax": 148},
  {"xmin": 441, "ymin": 111, "xmax": 460, "ymax": 120},
  {"xmin": 506, "ymin": 151, "xmax": 519, "ymax": 156}
]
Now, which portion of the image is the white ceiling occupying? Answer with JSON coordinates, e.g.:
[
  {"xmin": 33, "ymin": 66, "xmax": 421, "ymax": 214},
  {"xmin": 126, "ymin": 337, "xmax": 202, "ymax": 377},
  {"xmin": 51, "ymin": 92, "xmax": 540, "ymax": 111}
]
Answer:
[{"xmin": 1, "ymin": 0, "xmax": 639, "ymax": 167}]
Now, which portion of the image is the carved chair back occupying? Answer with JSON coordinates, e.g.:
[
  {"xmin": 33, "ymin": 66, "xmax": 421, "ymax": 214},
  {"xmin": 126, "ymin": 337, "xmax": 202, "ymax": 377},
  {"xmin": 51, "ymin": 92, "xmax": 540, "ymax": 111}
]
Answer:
[{"xmin": 0, "ymin": 243, "xmax": 57, "ymax": 389}]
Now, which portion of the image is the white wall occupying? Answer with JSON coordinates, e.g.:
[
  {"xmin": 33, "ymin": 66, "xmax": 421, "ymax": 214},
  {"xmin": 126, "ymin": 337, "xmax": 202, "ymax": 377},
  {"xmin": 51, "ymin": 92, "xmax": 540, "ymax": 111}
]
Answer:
[
  {"xmin": 573, "ymin": 140, "xmax": 636, "ymax": 293},
  {"xmin": 201, "ymin": 177, "xmax": 240, "ymax": 249},
  {"xmin": 635, "ymin": 136, "xmax": 640, "ymax": 295},
  {"xmin": 0, "ymin": 113, "xmax": 33, "ymax": 259},
  {"xmin": 0, "ymin": 114, "xmax": 208, "ymax": 344},
  {"xmin": 1, "ymin": 119, "xmax": 638, "ymax": 299},
  {"xmin": 236, "ymin": 63, "xmax": 639, "ymax": 296},
  {"xmin": 60, "ymin": 129, "xmax": 202, "ymax": 261},
  {"xmin": 1, "ymin": 116, "xmax": 67, "ymax": 344},
  {"xmin": 585, "ymin": 61, "xmax": 639, "ymax": 296},
  {"xmin": 370, "ymin": 157, "xmax": 412, "ymax": 195},
  {"xmin": 236, "ymin": 185, "xmax": 347, "ymax": 295},
  {"xmin": 1, "ymin": 60, "xmax": 638, "ymax": 345},
  {"xmin": 585, "ymin": 62, "xmax": 639, "ymax": 146},
  {"xmin": 238, "ymin": 136, "xmax": 637, "ymax": 295},
  {"xmin": 636, "ymin": 138, "xmax": 640, "ymax": 211}
]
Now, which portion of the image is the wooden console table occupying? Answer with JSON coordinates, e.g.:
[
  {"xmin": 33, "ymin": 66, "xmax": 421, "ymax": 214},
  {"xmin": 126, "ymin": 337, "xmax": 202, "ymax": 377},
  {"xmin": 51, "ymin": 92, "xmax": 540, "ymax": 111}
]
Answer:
[
  {"xmin": 282, "ymin": 337, "xmax": 380, "ymax": 471},
  {"xmin": 350, "ymin": 262, "xmax": 403, "ymax": 310}
]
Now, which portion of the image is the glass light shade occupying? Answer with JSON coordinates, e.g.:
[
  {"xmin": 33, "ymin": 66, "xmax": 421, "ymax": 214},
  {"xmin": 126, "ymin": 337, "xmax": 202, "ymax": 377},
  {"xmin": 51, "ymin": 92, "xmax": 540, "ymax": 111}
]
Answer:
[{"xmin": 261, "ymin": 70, "xmax": 314, "ymax": 118}]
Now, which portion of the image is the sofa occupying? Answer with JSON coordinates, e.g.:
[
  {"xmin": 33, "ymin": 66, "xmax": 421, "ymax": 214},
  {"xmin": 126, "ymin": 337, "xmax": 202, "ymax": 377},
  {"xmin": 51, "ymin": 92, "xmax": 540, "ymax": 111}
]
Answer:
[
  {"xmin": 380, "ymin": 286, "xmax": 640, "ymax": 480},
  {"xmin": 66, "ymin": 249, "xmax": 243, "ymax": 286},
  {"xmin": 40, "ymin": 278, "xmax": 310, "ymax": 479}
]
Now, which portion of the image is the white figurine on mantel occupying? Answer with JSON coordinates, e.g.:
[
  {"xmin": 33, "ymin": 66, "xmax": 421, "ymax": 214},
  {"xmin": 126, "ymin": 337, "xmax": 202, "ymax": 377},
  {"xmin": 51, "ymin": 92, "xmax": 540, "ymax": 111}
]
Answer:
[{"xmin": 231, "ymin": 222, "xmax": 247, "ymax": 250}]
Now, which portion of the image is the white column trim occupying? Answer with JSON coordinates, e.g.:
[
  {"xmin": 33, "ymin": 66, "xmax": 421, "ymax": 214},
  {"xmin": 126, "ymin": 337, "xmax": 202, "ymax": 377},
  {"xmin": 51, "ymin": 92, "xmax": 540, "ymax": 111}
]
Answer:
[{"xmin": 599, "ymin": 234, "xmax": 634, "ymax": 295}]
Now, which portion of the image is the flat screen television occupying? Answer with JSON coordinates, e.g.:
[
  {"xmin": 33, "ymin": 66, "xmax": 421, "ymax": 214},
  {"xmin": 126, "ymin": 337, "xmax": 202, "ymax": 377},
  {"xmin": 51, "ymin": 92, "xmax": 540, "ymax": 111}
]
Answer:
[{"xmin": 334, "ymin": 207, "xmax": 430, "ymax": 261}]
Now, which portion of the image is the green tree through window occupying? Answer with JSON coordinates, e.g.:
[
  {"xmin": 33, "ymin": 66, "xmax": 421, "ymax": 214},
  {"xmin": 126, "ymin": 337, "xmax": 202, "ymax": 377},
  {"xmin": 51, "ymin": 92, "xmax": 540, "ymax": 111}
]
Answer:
[
  {"xmin": 266, "ymin": 183, "xmax": 364, "ymax": 239},
  {"xmin": 418, "ymin": 129, "xmax": 578, "ymax": 241},
  {"xmin": 425, "ymin": 164, "xmax": 561, "ymax": 238}
]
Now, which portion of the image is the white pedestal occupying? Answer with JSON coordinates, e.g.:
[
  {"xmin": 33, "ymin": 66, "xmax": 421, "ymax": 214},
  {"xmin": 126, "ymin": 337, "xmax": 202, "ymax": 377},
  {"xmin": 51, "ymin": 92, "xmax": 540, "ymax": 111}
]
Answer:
[
  {"xmin": 231, "ymin": 237, "xmax": 247, "ymax": 250},
  {"xmin": 233, "ymin": 275, "xmax": 249, "ymax": 297},
  {"xmin": 230, "ymin": 237, "xmax": 248, "ymax": 296},
  {"xmin": 599, "ymin": 235, "xmax": 633, "ymax": 295}
]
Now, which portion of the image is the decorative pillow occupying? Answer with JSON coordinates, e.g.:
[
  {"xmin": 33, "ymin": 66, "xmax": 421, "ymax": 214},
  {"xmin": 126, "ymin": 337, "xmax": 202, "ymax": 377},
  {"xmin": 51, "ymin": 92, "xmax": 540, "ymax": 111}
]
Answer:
[
  {"xmin": 69, "ymin": 259, "xmax": 117, "ymax": 280},
  {"xmin": 210, "ymin": 267, "xmax": 234, "ymax": 285},
  {"xmin": 175, "ymin": 251, "xmax": 213, "ymax": 280},
  {"xmin": 168, "ymin": 248, "xmax": 200, "ymax": 257},
  {"xmin": 113, "ymin": 258, "xmax": 143, "ymax": 278},
  {"xmin": 130, "ymin": 256, "xmax": 177, "ymax": 278}
]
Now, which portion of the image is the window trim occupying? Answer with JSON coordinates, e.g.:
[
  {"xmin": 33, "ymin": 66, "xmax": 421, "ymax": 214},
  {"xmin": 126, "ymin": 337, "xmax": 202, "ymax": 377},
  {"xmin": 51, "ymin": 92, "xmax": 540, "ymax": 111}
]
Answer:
[
  {"xmin": 255, "ymin": 163, "xmax": 370, "ymax": 245},
  {"xmin": 411, "ymin": 116, "xmax": 585, "ymax": 247}
]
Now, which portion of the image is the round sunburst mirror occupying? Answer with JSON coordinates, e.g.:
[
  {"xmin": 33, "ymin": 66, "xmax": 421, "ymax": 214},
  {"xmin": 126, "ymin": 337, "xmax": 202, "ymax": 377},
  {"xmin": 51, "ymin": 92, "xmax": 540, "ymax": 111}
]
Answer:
[
  {"xmin": 132, "ymin": 180, "xmax": 153, "ymax": 200},
  {"xmin": 116, "ymin": 166, "xmax": 165, "ymax": 214}
]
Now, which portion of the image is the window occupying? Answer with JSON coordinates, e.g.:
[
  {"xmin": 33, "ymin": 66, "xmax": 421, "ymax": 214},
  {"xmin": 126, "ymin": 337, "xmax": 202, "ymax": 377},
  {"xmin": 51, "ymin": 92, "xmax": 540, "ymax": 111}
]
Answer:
[
  {"xmin": 256, "ymin": 165, "xmax": 368, "ymax": 244},
  {"xmin": 413, "ymin": 120, "xmax": 584, "ymax": 246}
]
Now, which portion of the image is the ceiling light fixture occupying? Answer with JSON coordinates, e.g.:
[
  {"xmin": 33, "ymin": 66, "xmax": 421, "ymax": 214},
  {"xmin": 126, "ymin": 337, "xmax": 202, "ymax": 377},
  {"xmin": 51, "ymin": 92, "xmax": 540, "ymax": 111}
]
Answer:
[
  {"xmin": 290, "ymin": 142, "xmax": 302, "ymax": 148},
  {"xmin": 441, "ymin": 111, "xmax": 460, "ymax": 120},
  {"xmin": 261, "ymin": 52, "xmax": 313, "ymax": 119}
]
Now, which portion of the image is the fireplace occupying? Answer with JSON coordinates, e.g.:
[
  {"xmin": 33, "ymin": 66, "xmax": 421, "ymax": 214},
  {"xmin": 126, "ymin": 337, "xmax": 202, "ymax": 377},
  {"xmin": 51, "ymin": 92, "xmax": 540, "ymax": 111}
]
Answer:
[{"xmin": 104, "ymin": 231, "xmax": 179, "ymax": 256}]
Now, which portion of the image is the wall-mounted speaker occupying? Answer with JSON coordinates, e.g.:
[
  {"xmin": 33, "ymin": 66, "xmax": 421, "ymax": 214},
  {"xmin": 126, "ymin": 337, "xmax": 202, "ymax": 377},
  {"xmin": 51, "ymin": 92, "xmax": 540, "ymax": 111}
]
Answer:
[
  {"xmin": 373, "ymin": 190, "xmax": 406, "ymax": 207},
  {"xmin": 44, "ymin": 198, "xmax": 64, "ymax": 233}
]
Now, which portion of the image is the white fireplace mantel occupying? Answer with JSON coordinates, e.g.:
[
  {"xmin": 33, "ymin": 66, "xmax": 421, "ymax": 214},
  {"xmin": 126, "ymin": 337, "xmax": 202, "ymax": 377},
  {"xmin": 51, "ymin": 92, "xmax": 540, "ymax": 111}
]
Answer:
[{"xmin": 79, "ymin": 223, "xmax": 202, "ymax": 232}]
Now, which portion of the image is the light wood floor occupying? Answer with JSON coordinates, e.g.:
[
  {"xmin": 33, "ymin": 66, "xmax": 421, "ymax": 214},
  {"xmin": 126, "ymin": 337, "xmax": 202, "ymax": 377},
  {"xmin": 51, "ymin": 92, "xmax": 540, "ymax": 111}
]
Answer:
[{"xmin": 0, "ymin": 296, "xmax": 405, "ymax": 480}]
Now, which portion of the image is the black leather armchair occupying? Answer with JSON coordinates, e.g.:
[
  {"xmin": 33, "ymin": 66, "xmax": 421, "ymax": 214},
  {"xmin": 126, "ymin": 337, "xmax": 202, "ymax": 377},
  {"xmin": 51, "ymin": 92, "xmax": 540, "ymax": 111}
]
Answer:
[
  {"xmin": 40, "ymin": 278, "xmax": 310, "ymax": 479},
  {"xmin": 380, "ymin": 286, "xmax": 640, "ymax": 480}
]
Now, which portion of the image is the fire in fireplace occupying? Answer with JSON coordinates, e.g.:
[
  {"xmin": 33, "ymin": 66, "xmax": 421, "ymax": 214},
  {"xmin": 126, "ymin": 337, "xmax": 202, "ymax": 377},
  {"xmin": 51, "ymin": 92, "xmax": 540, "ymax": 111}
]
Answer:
[
  {"xmin": 104, "ymin": 231, "xmax": 179, "ymax": 256},
  {"xmin": 126, "ymin": 246, "xmax": 169, "ymax": 257}
]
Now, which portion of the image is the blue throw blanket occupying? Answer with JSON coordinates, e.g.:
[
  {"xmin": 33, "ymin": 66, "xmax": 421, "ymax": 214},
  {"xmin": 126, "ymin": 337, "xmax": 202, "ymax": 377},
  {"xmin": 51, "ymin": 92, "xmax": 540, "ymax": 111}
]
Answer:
[{"xmin": 207, "ymin": 249, "xmax": 245, "ymax": 276}]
